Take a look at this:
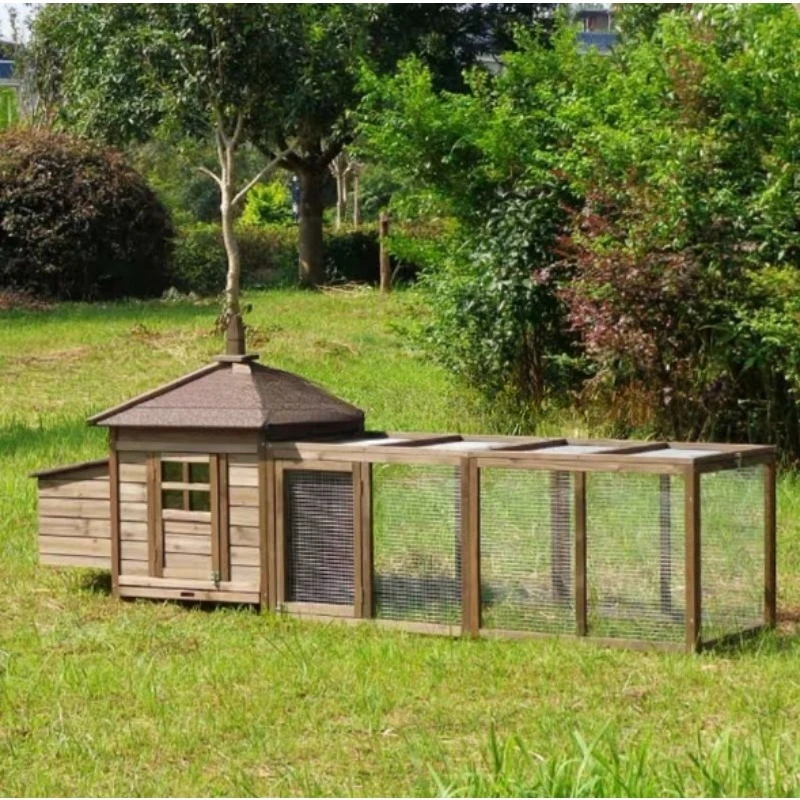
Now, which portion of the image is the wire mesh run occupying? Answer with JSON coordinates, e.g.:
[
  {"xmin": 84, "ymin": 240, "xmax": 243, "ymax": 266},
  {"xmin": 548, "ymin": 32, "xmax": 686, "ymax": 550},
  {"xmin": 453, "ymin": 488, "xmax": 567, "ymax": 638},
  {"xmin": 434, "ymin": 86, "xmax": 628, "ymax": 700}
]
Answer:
[
  {"xmin": 701, "ymin": 466, "xmax": 764, "ymax": 642},
  {"xmin": 372, "ymin": 463, "xmax": 461, "ymax": 624},
  {"xmin": 586, "ymin": 472, "xmax": 686, "ymax": 642},
  {"xmin": 480, "ymin": 469, "xmax": 575, "ymax": 633},
  {"xmin": 285, "ymin": 470, "xmax": 354, "ymax": 606}
]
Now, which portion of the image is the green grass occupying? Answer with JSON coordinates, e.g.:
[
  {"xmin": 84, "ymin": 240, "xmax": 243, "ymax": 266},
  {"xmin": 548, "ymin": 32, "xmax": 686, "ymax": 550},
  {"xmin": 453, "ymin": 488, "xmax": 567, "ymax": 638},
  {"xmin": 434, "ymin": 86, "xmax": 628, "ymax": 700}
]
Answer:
[{"xmin": 3, "ymin": 287, "xmax": 800, "ymax": 796}]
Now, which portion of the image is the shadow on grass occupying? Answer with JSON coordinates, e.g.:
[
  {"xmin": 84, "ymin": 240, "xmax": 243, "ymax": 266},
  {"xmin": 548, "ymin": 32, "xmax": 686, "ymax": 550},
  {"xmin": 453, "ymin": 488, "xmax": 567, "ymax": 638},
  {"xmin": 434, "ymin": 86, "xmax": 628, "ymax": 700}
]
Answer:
[{"xmin": 80, "ymin": 570, "xmax": 113, "ymax": 595}]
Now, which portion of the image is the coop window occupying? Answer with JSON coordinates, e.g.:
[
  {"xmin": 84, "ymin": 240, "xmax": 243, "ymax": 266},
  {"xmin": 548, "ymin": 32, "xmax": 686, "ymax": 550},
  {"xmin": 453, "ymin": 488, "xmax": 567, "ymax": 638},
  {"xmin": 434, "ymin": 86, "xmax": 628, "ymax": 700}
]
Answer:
[{"xmin": 161, "ymin": 457, "xmax": 211, "ymax": 513}]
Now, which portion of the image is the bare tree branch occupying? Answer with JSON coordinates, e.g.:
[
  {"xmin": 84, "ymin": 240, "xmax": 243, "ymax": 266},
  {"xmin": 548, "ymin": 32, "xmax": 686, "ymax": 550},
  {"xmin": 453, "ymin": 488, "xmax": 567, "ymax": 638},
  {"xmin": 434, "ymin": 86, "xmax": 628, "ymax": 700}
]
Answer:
[
  {"xmin": 232, "ymin": 152, "xmax": 289, "ymax": 208},
  {"xmin": 197, "ymin": 165, "xmax": 222, "ymax": 187}
]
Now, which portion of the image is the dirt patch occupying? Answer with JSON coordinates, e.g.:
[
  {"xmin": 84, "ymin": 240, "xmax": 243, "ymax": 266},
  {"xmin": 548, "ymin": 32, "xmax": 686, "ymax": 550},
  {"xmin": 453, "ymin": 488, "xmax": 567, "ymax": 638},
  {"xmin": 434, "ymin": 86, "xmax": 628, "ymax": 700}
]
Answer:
[{"xmin": 0, "ymin": 290, "xmax": 53, "ymax": 312}]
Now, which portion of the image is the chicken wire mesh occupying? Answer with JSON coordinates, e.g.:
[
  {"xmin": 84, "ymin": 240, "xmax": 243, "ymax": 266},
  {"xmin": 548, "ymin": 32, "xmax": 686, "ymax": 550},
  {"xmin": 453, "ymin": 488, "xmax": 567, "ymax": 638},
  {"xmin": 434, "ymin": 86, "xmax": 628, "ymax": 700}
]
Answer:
[
  {"xmin": 372, "ymin": 463, "xmax": 461, "ymax": 624},
  {"xmin": 701, "ymin": 466, "xmax": 764, "ymax": 642},
  {"xmin": 284, "ymin": 469, "xmax": 354, "ymax": 606},
  {"xmin": 586, "ymin": 472, "xmax": 686, "ymax": 642},
  {"xmin": 480, "ymin": 469, "xmax": 575, "ymax": 633}
]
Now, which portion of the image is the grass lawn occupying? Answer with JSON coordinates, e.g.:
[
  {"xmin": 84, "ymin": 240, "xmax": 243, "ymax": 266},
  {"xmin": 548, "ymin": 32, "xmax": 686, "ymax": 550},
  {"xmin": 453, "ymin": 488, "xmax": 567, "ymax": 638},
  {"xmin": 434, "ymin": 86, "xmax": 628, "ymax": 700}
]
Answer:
[{"xmin": 3, "ymin": 287, "xmax": 800, "ymax": 796}]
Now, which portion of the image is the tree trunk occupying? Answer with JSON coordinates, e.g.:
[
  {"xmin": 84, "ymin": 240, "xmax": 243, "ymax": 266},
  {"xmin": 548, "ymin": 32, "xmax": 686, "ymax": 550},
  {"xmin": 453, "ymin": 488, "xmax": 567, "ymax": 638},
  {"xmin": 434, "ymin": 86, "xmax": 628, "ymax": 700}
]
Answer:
[
  {"xmin": 379, "ymin": 211, "xmax": 391, "ymax": 293},
  {"xmin": 352, "ymin": 171, "xmax": 360, "ymax": 228},
  {"xmin": 298, "ymin": 168, "xmax": 325, "ymax": 287}
]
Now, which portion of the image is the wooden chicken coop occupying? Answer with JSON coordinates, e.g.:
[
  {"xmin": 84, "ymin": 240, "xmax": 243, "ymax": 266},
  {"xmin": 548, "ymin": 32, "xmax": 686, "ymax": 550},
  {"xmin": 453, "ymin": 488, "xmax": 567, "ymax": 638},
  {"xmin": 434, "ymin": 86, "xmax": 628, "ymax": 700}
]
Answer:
[{"xmin": 34, "ymin": 353, "xmax": 777, "ymax": 652}]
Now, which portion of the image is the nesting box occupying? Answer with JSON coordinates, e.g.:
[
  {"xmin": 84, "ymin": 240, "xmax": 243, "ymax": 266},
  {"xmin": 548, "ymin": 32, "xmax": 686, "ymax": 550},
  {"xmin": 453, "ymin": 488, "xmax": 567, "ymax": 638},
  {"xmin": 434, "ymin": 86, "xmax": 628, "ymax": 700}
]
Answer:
[{"xmin": 33, "ymin": 355, "xmax": 777, "ymax": 652}]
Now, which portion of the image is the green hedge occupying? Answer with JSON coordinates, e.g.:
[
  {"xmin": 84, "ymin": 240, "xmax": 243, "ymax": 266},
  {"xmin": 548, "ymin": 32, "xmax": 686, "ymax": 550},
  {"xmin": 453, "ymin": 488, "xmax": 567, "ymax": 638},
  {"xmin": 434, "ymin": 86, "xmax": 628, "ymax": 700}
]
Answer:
[{"xmin": 171, "ymin": 223, "xmax": 418, "ymax": 294}]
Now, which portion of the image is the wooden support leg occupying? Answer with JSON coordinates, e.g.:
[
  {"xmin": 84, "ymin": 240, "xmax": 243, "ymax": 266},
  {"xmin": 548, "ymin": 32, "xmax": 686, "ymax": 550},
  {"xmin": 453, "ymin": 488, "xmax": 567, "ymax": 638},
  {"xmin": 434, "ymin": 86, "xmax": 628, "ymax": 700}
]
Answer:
[
  {"xmin": 764, "ymin": 461, "xmax": 777, "ymax": 627},
  {"xmin": 574, "ymin": 472, "xmax": 587, "ymax": 635},
  {"xmin": 684, "ymin": 469, "xmax": 701, "ymax": 653},
  {"xmin": 550, "ymin": 471, "xmax": 571, "ymax": 604},
  {"xmin": 659, "ymin": 474, "xmax": 673, "ymax": 616}
]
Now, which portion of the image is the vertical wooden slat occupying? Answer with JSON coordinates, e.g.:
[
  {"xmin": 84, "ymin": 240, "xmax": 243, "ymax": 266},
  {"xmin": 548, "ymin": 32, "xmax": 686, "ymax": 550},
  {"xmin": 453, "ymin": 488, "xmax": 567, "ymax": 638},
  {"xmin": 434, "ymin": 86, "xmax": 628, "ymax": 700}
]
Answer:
[
  {"xmin": 550, "ymin": 471, "xmax": 571, "ymax": 604},
  {"xmin": 265, "ymin": 453, "xmax": 277, "ymax": 610},
  {"xmin": 684, "ymin": 468, "xmax": 701, "ymax": 653},
  {"xmin": 574, "ymin": 471, "xmax": 587, "ymax": 636},
  {"xmin": 257, "ymin": 443, "xmax": 269, "ymax": 608},
  {"xmin": 764, "ymin": 460, "xmax": 777, "ymax": 627},
  {"xmin": 210, "ymin": 454, "xmax": 220, "ymax": 583},
  {"xmin": 361, "ymin": 462, "xmax": 373, "ymax": 618},
  {"xmin": 275, "ymin": 463, "xmax": 286, "ymax": 607},
  {"xmin": 218, "ymin": 453, "xmax": 230, "ymax": 583},
  {"xmin": 353, "ymin": 463, "xmax": 364, "ymax": 618},
  {"xmin": 182, "ymin": 462, "xmax": 190, "ymax": 513},
  {"xmin": 461, "ymin": 458, "xmax": 480, "ymax": 635},
  {"xmin": 659, "ymin": 474, "xmax": 673, "ymax": 615},
  {"xmin": 147, "ymin": 452, "xmax": 163, "ymax": 578},
  {"xmin": 109, "ymin": 430, "xmax": 120, "ymax": 598}
]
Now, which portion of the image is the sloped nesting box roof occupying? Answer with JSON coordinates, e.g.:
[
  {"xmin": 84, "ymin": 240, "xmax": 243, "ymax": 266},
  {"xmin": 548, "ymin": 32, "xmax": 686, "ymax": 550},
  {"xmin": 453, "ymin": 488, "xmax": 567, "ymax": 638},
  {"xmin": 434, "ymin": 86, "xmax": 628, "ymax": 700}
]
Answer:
[{"xmin": 88, "ymin": 355, "xmax": 365, "ymax": 439}]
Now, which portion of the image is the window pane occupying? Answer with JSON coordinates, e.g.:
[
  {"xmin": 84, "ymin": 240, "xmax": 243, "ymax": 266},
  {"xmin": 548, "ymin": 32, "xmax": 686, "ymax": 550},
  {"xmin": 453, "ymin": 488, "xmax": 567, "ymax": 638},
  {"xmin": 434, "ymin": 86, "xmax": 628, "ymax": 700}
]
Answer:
[
  {"xmin": 162, "ymin": 489, "xmax": 184, "ymax": 510},
  {"xmin": 189, "ymin": 491, "xmax": 210, "ymax": 512},
  {"xmin": 161, "ymin": 462, "xmax": 182, "ymax": 482},
  {"xmin": 189, "ymin": 462, "xmax": 210, "ymax": 484}
]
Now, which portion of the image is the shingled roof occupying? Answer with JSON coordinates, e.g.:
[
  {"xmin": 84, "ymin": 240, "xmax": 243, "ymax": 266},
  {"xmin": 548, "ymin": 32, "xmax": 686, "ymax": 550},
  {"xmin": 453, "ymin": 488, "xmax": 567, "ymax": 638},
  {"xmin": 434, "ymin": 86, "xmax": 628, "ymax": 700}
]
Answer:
[{"xmin": 88, "ymin": 356, "xmax": 365, "ymax": 439}]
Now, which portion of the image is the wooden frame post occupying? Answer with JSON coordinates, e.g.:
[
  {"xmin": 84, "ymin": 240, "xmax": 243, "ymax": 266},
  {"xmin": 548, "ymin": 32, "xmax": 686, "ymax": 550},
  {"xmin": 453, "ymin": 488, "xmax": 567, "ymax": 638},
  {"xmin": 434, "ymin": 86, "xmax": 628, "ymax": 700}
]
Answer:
[
  {"xmin": 684, "ymin": 468, "xmax": 701, "ymax": 653},
  {"xmin": 659, "ymin": 474, "xmax": 673, "ymax": 615},
  {"xmin": 764, "ymin": 460, "xmax": 777, "ymax": 627},
  {"xmin": 109, "ymin": 430, "xmax": 121, "ymax": 598},
  {"xmin": 355, "ymin": 462, "xmax": 373, "ymax": 618},
  {"xmin": 261, "ymin": 443, "xmax": 276, "ymax": 611},
  {"xmin": 146, "ymin": 452, "xmax": 164, "ymax": 578},
  {"xmin": 461, "ymin": 458, "xmax": 480, "ymax": 636},
  {"xmin": 550, "ymin": 471, "xmax": 571, "ymax": 604},
  {"xmin": 574, "ymin": 471, "xmax": 587, "ymax": 636}
]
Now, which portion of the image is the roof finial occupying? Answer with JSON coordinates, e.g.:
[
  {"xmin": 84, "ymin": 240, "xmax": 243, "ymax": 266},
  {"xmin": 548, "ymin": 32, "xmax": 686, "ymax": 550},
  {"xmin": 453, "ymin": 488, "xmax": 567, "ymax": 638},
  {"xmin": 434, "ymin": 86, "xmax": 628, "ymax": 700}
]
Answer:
[{"xmin": 225, "ymin": 312, "xmax": 245, "ymax": 356}]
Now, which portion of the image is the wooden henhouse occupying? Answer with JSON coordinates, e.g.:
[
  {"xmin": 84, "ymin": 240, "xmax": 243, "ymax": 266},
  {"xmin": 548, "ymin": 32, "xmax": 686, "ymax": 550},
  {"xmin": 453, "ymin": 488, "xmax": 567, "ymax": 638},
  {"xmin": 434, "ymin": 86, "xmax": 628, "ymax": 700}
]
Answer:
[{"xmin": 34, "ymin": 353, "xmax": 778, "ymax": 652}]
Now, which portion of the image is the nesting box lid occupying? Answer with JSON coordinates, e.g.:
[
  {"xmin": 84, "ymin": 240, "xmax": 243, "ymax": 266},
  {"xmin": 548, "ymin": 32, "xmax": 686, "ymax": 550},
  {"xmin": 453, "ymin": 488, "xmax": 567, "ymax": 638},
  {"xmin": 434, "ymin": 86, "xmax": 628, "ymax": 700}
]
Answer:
[{"xmin": 87, "ymin": 355, "xmax": 365, "ymax": 438}]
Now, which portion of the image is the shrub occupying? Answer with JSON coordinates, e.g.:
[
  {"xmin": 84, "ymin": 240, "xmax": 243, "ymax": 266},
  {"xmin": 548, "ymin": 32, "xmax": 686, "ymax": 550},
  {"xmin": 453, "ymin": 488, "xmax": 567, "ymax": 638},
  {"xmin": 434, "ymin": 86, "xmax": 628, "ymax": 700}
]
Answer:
[
  {"xmin": 0, "ymin": 129, "xmax": 173, "ymax": 299},
  {"xmin": 240, "ymin": 179, "xmax": 294, "ymax": 226},
  {"xmin": 171, "ymin": 223, "xmax": 296, "ymax": 295}
]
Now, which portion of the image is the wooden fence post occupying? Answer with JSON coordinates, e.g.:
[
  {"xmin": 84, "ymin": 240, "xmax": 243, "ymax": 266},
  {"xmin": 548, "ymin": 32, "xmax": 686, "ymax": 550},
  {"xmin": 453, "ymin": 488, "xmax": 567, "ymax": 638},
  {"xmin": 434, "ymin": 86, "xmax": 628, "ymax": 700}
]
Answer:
[
  {"xmin": 379, "ymin": 211, "xmax": 391, "ymax": 293},
  {"xmin": 684, "ymin": 468, "xmax": 701, "ymax": 653},
  {"xmin": 764, "ymin": 461, "xmax": 777, "ymax": 627}
]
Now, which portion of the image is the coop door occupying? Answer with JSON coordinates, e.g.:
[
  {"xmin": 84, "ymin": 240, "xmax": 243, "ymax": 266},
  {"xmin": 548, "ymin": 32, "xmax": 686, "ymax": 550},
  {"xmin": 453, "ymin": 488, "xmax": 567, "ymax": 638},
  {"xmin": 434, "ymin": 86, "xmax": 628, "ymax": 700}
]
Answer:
[
  {"xmin": 280, "ymin": 465, "xmax": 355, "ymax": 610},
  {"xmin": 159, "ymin": 455, "xmax": 217, "ymax": 581}
]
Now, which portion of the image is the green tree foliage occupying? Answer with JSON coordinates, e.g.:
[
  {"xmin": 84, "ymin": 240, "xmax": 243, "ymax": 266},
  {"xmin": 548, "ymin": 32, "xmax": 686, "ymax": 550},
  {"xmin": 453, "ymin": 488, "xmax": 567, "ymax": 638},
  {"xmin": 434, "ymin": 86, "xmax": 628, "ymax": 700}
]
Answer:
[
  {"xmin": 361, "ymin": 4, "xmax": 800, "ymax": 454},
  {"xmin": 0, "ymin": 129, "xmax": 173, "ymax": 300}
]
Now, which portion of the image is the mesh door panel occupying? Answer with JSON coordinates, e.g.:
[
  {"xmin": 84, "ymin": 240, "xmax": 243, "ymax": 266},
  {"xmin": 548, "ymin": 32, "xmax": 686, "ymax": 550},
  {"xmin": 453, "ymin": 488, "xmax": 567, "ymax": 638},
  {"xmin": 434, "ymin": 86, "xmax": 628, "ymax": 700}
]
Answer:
[
  {"xmin": 372, "ymin": 463, "xmax": 461, "ymax": 624},
  {"xmin": 701, "ymin": 466, "xmax": 764, "ymax": 642},
  {"xmin": 481, "ymin": 469, "xmax": 575, "ymax": 633},
  {"xmin": 285, "ymin": 470, "xmax": 354, "ymax": 605},
  {"xmin": 587, "ymin": 472, "xmax": 685, "ymax": 642}
]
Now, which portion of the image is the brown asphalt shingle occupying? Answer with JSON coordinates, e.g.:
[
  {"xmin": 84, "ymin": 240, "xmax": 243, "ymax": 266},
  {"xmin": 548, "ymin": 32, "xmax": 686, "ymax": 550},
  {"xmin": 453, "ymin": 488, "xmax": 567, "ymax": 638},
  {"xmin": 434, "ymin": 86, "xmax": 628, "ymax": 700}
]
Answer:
[{"xmin": 90, "ymin": 361, "xmax": 365, "ymax": 438}]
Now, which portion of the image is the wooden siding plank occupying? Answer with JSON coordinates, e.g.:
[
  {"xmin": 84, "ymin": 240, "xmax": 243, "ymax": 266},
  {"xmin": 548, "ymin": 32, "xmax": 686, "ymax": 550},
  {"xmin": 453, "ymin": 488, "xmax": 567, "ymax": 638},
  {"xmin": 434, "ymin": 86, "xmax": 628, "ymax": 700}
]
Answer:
[
  {"xmin": 230, "ymin": 564, "xmax": 261, "ymax": 585},
  {"xmin": 120, "ymin": 559, "xmax": 149, "ymax": 575},
  {"xmin": 229, "ymin": 486, "xmax": 259, "ymax": 506},
  {"xmin": 230, "ymin": 526, "xmax": 259, "ymax": 547},
  {"xmin": 120, "ymin": 502, "xmax": 148, "ymax": 523},
  {"xmin": 39, "ymin": 478, "xmax": 110, "ymax": 500},
  {"xmin": 229, "ymin": 506, "xmax": 259, "ymax": 527},
  {"xmin": 229, "ymin": 466, "xmax": 259, "ymax": 488},
  {"xmin": 230, "ymin": 546, "xmax": 260, "ymax": 566},
  {"xmin": 39, "ymin": 517, "xmax": 111, "ymax": 538},
  {"xmin": 161, "ymin": 509, "xmax": 212, "ymax": 523},
  {"xmin": 120, "ymin": 521, "xmax": 148, "ymax": 541},
  {"xmin": 118, "ymin": 586, "xmax": 259, "ymax": 604},
  {"xmin": 120, "ymin": 541, "xmax": 148, "ymax": 561},
  {"xmin": 119, "ymin": 575, "xmax": 257, "ymax": 591},
  {"xmin": 40, "ymin": 536, "xmax": 111, "ymax": 558},
  {"xmin": 40, "ymin": 553, "xmax": 109, "ymax": 569},
  {"xmin": 163, "ymin": 552, "xmax": 210, "ymax": 571},
  {"xmin": 38, "ymin": 497, "xmax": 110, "ymax": 520},
  {"xmin": 164, "ymin": 534, "xmax": 212, "ymax": 556},
  {"xmin": 162, "ymin": 521, "xmax": 212, "ymax": 537},
  {"xmin": 119, "ymin": 462, "xmax": 147, "ymax": 483}
]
